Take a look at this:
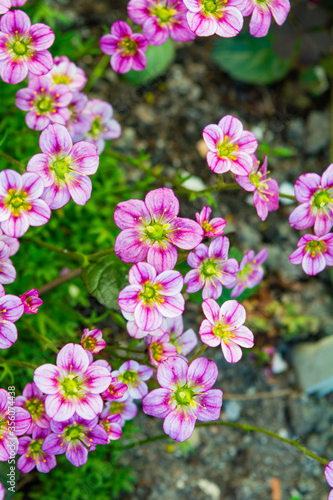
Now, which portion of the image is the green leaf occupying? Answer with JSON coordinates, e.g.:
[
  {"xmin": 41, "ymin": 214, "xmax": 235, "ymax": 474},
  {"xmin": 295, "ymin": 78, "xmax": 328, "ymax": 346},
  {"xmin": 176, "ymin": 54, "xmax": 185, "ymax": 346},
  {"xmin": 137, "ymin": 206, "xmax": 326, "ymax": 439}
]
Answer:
[
  {"xmin": 123, "ymin": 38, "xmax": 175, "ymax": 86},
  {"xmin": 81, "ymin": 251, "xmax": 130, "ymax": 310},
  {"xmin": 212, "ymin": 33, "xmax": 296, "ymax": 85}
]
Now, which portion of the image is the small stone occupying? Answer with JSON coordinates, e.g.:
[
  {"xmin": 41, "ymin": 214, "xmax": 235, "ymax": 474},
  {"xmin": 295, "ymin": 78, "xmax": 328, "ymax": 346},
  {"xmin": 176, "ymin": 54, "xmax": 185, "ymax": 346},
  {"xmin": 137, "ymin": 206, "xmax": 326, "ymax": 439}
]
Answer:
[
  {"xmin": 197, "ymin": 479, "xmax": 221, "ymax": 500},
  {"xmin": 305, "ymin": 111, "xmax": 330, "ymax": 154},
  {"xmin": 224, "ymin": 400, "xmax": 241, "ymax": 422}
]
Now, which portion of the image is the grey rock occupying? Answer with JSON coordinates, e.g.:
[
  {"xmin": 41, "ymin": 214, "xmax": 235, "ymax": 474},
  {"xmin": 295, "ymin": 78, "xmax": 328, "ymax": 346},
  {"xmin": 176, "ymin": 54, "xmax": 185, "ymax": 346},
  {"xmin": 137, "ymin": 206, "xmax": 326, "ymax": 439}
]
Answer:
[{"xmin": 305, "ymin": 111, "xmax": 330, "ymax": 154}]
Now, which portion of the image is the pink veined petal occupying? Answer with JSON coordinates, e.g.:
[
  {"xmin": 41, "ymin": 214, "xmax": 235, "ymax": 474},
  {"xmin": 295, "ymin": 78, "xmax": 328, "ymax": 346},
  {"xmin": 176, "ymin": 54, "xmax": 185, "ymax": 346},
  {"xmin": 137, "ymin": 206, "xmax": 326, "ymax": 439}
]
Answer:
[
  {"xmin": 168, "ymin": 218, "xmax": 204, "ymax": 250},
  {"xmin": 0, "ymin": 57, "xmax": 28, "ymax": 84},
  {"xmin": 145, "ymin": 187, "xmax": 179, "ymax": 223},
  {"xmin": 199, "ymin": 328, "xmax": 221, "ymax": 348},
  {"xmin": 233, "ymin": 325, "xmax": 254, "ymax": 348},
  {"xmin": 111, "ymin": 52, "xmax": 133, "ymax": 74},
  {"xmin": 321, "ymin": 164, "xmax": 333, "ymax": 189},
  {"xmin": 29, "ymin": 23, "xmax": 55, "ymax": 50},
  {"xmin": 186, "ymin": 11, "xmax": 218, "ymax": 37},
  {"xmin": 0, "ymin": 261, "xmax": 16, "ymax": 284},
  {"xmin": 302, "ymin": 251, "xmax": 326, "ymax": 276},
  {"xmin": 114, "ymin": 229, "xmax": 149, "ymax": 264},
  {"xmin": 155, "ymin": 270, "xmax": 183, "ymax": 296},
  {"xmin": 219, "ymin": 300, "xmax": 246, "ymax": 328},
  {"xmin": 75, "ymin": 393, "xmax": 103, "ymax": 420},
  {"xmin": 221, "ymin": 340, "xmax": 243, "ymax": 363},
  {"xmin": 202, "ymin": 298, "xmax": 220, "ymax": 324},
  {"xmin": 111, "ymin": 20, "xmax": 133, "ymax": 38},
  {"xmin": 187, "ymin": 357, "xmax": 219, "ymax": 392},
  {"xmin": 0, "ymin": 0, "xmax": 10, "ymax": 14},
  {"xmin": 45, "ymin": 393, "xmax": 75, "ymax": 421},
  {"xmin": 147, "ymin": 240, "xmax": 178, "ymax": 274},
  {"xmin": 127, "ymin": 0, "xmax": 150, "ymax": 24},
  {"xmin": 1, "ymin": 294, "xmax": 24, "ymax": 321},
  {"xmin": 294, "ymin": 174, "xmax": 320, "ymax": 203},
  {"xmin": 142, "ymin": 388, "xmax": 174, "ymax": 418},
  {"xmin": 39, "ymin": 123, "xmax": 73, "ymax": 156},
  {"xmin": 118, "ymin": 285, "xmax": 141, "ymax": 313},
  {"xmin": 237, "ymin": 131, "xmax": 258, "ymax": 154},
  {"xmin": 0, "ymin": 9, "xmax": 31, "ymax": 35},
  {"xmin": 100, "ymin": 34, "xmax": 118, "ymax": 55},
  {"xmin": 17, "ymin": 454, "xmax": 36, "ymax": 474},
  {"xmin": 207, "ymin": 151, "xmax": 231, "ymax": 174},
  {"xmin": 41, "ymin": 183, "xmax": 71, "ymax": 210},
  {"xmin": 28, "ymin": 50, "xmax": 53, "ymax": 76},
  {"xmin": 218, "ymin": 115, "xmax": 243, "ymax": 142},
  {"xmin": 229, "ymin": 151, "xmax": 254, "ymax": 176},
  {"xmin": 187, "ymin": 244, "xmax": 209, "ymax": 268},
  {"xmin": 1, "ymin": 211, "xmax": 29, "ymax": 238},
  {"xmin": 183, "ymin": 0, "xmax": 205, "ymax": 12},
  {"xmin": 67, "ymin": 173, "xmax": 92, "ymax": 206},
  {"xmin": 157, "ymin": 356, "xmax": 188, "ymax": 389},
  {"xmin": 249, "ymin": 4, "xmax": 271, "ymax": 37},
  {"xmin": 114, "ymin": 199, "xmax": 150, "ymax": 230},
  {"xmin": 69, "ymin": 141, "xmax": 99, "ymax": 175},
  {"xmin": 129, "ymin": 262, "xmax": 157, "ymax": 286},
  {"xmin": 0, "ymin": 321, "xmax": 17, "ymax": 349},
  {"xmin": 156, "ymin": 294, "xmax": 185, "ymax": 318},
  {"xmin": 289, "ymin": 203, "xmax": 314, "ymax": 231},
  {"xmin": 163, "ymin": 406, "xmax": 196, "ymax": 442},
  {"xmin": 269, "ymin": 0, "xmax": 290, "ymax": 25},
  {"xmin": 202, "ymin": 277, "xmax": 223, "ymax": 300},
  {"xmin": 134, "ymin": 301, "xmax": 163, "ymax": 331},
  {"xmin": 184, "ymin": 269, "xmax": 205, "ymax": 294},
  {"xmin": 56, "ymin": 343, "xmax": 90, "ymax": 375},
  {"xmin": 80, "ymin": 365, "xmax": 111, "ymax": 394},
  {"xmin": 66, "ymin": 440, "xmax": 88, "ymax": 467},
  {"xmin": 325, "ymin": 462, "xmax": 333, "ymax": 488},
  {"xmin": 26, "ymin": 199, "xmax": 51, "ymax": 227},
  {"xmin": 203, "ymin": 124, "xmax": 224, "ymax": 151},
  {"xmin": 313, "ymin": 212, "xmax": 333, "ymax": 237},
  {"xmin": 209, "ymin": 217, "xmax": 227, "ymax": 236},
  {"xmin": 21, "ymin": 172, "xmax": 44, "ymax": 199},
  {"xmin": 25, "ymin": 111, "xmax": 50, "ymax": 131},
  {"xmin": 170, "ymin": 15, "xmax": 196, "ymax": 42},
  {"xmin": 209, "ymin": 235, "xmax": 230, "ymax": 260},
  {"xmin": 289, "ymin": 246, "xmax": 304, "ymax": 266},
  {"xmin": 215, "ymin": 6, "xmax": 243, "ymax": 38},
  {"xmin": 193, "ymin": 389, "xmax": 223, "ymax": 421},
  {"xmin": 0, "ymin": 169, "xmax": 22, "ymax": 195},
  {"xmin": 33, "ymin": 364, "xmax": 61, "ymax": 394},
  {"xmin": 132, "ymin": 49, "xmax": 147, "ymax": 71},
  {"xmin": 15, "ymin": 88, "xmax": 35, "ymax": 110},
  {"xmin": 142, "ymin": 16, "xmax": 170, "ymax": 46},
  {"xmin": 14, "ymin": 407, "xmax": 32, "ymax": 436}
]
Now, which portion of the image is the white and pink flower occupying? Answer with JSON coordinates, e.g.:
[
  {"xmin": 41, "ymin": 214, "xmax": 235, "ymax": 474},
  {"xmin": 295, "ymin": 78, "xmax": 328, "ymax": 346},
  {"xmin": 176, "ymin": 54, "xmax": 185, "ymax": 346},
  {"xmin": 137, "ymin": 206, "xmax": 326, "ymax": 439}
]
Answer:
[
  {"xmin": 0, "ymin": 287, "xmax": 24, "ymax": 348},
  {"xmin": 101, "ymin": 392, "xmax": 137, "ymax": 427},
  {"xmin": 112, "ymin": 360, "xmax": 154, "ymax": 399},
  {"xmin": 0, "ymin": 388, "xmax": 31, "ymax": 461},
  {"xmin": 0, "ymin": 9, "xmax": 54, "ymax": 84},
  {"xmin": 34, "ymin": 343, "xmax": 112, "ymax": 421},
  {"xmin": 15, "ymin": 75, "xmax": 72, "ymax": 131},
  {"xmin": 100, "ymin": 21, "xmax": 148, "ymax": 74},
  {"xmin": 199, "ymin": 299, "xmax": 254, "ymax": 363},
  {"xmin": 20, "ymin": 289, "xmax": 43, "ymax": 314},
  {"xmin": 145, "ymin": 332, "xmax": 178, "ymax": 367},
  {"xmin": 0, "ymin": 170, "xmax": 51, "ymax": 238},
  {"xmin": 240, "ymin": 0, "xmax": 290, "ymax": 37},
  {"xmin": 81, "ymin": 328, "xmax": 106, "ymax": 354},
  {"xmin": 203, "ymin": 115, "xmax": 257, "ymax": 176},
  {"xmin": 27, "ymin": 123, "xmax": 99, "ymax": 209},
  {"xmin": 118, "ymin": 262, "xmax": 185, "ymax": 332},
  {"xmin": 0, "ymin": 0, "xmax": 10, "ymax": 15},
  {"xmin": 167, "ymin": 316, "xmax": 198, "ymax": 357},
  {"xmin": 195, "ymin": 206, "xmax": 226, "ymax": 238},
  {"xmin": 289, "ymin": 233, "xmax": 333, "ymax": 276},
  {"xmin": 81, "ymin": 99, "xmax": 121, "ymax": 154},
  {"xmin": 231, "ymin": 248, "xmax": 267, "ymax": 298},
  {"xmin": 15, "ymin": 382, "xmax": 50, "ymax": 434},
  {"xmin": 45, "ymin": 55, "xmax": 87, "ymax": 91},
  {"xmin": 17, "ymin": 428, "xmax": 56, "ymax": 473}
]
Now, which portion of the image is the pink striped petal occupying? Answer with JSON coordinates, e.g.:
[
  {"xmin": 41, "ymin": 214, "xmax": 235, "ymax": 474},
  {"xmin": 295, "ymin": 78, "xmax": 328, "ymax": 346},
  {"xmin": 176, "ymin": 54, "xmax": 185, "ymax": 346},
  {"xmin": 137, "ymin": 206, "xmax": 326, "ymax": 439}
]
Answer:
[
  {"xmin": 221, "ymin": 340, "xmax": 243, "ymax": 363},
  {"xmin": 218, "ymin": 115, "xmax": 243, "ymax": 142},
  {"xmin": 202, "ymin": 298, "xmax": 220, "ymax": 324},
  {"xmin": 56, "ymin": 343, "xmax": 90, "ymax": 375},
  {"xmin": 188, "ymin": 357, "xmax": 218, "ymax": 392},
  {"xmin": 193, "ymin": 389, "xmax": 222, "ymax": 421},
  {"xmin": 207, "ymin": 151, "xmax": 231, "ymax": 174},
  {"xmin": 1, "ymin": 211, "xmax": 29, "ymax": 237},
  {"xmin": 203, "ymin": 124, "xmax": 224, "ymax": 151},
  {"xmin": 155, "ymin": 270, "xmax": 183, "ymax": 295},
  {"xmin": 129, "ymin": 262, "xmax": 156, "ymax": 286},
  {"xmin": 157, "ymin": 356, "xmax": 188, "ymax": 388},
  {"xmin": 145, "ymin": 187, "xmax": 179, "ymax": 223},
  {"xmin": 215, "ymin": 7, "xmax": 243, "ymax": 37},
  {"xmin": 147, "ymin": 240, "xmax": 178, "ymax": 274},
  {"xmin": 134, "ymin": 302, "xmax": 163, "ymax": 331},
  {"xmin": 75, "ymin": 393, "xmax": 103, "ymax": 420},
  {"xmin": 187, "ymin": 11, "xmax": 217, "ymax": 37},
  {"xmin": 45, "ymin": 393, "xmax": 75, "ymax": 421},
  {"xmin": 168, "ymin": 218, "xmax": 203, "ymax": 250},
  {"xmin": 220, "ymin": 300, "xmax": 245, "ymax": 327},
  {"xmin": 249, "ymin": 4, "xmax": 271, "ymax": 37},
  {"xmin": 39, "ymin": 123, "xmax": 72, "ymax": 155},
  {"xmin": 142, "ymin": 388, "xmax": 175, "ymax": 418},
  {"xmin": 33, "ymin": 364, "xmax": 61, "ymax": 394},
  {"xmin": 29, "ymin": 23, "xmax": 55, "ymax": 50},
  {"xmin": 0, "ymin": 321, "xmax": 17, "ymax": 348},
  {"xmin": 156, "ymin": 294, "xmax": 185, "ymax": 318},
  {"xmin": 0, "ymin": 9, "xmax": 31, "ymax": 35},
  {"xmin": 115, "ymin": 229, "xmax": 149, "ymax": 263},
  {"xmin": 163, "ymin": 406, "xmax": 196, "ymax": 441}
]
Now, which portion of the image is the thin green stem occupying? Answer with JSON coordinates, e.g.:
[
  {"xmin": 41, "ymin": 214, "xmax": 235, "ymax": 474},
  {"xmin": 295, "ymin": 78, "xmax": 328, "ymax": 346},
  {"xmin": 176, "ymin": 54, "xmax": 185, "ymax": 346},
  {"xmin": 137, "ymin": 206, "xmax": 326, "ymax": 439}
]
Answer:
[
  {"xmin": 85, "ymin": 54, "xmax": 111, "ymax": 92},
  {"xmin": 106, "ymin": 345, "xmax": 145, "ymax": 355},
  {"xmin": 22, "ymin": 319, "xmax": 59, "ymax": 354},
  {"xmin": 189, "ymin": 344, "xmax": 208, "ymax": 363},
  {"xmin": 0, "ymin": 150, "xmax": 25, "ymax": 173},
  {"xmin": 0, "ymin": 358, "xmax": 37, "ymax": 370},
  {"xmin": 38, "ymin": 267, "xmax": 82, "ymax": 295},
  {"xmin": 23, "ymin": 237, "xmax": 86, "ymax": 264},
  {"xmin": 119, "ymin": 421, "xmax": 329, "ymax": 465}
]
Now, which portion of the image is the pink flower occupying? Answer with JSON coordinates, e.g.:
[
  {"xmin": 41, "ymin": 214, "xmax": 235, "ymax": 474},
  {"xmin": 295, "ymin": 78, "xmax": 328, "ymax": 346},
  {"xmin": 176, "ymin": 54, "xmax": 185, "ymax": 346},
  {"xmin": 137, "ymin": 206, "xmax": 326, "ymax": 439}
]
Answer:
[
  {"xmin": 195, "ymin": 206, "xmax": 226, "ymax": 238},
  {"xmin": 101, "ymin": 376, "xmax": 128, "ymax": 402},
  {"xmin": 118, "ymin": 262, "xmax": 185, "ymax": 332},
  {"xmin": 0, "ymin": 228, "xmax": 19, "ymax": 257},
  {"xmin": 17, "ymin": 428, "xmax": 56, "ymax": 473},
  {"xmin": 15, "ymin": 382, "xmax": 50, "ymax": 434},
  {"xmin": 0, "ymin": 0, "xmax": 10, "ymax": 15},
  {"xmin": 183, "ymin": 0, "xmax": 245, "ymax": 38},
  {"xmin": 0, "ymin": 287, "xmax": 24, "ymax": 348},
  {"xmin": 45, "ymin": 55, "xmax": 87, "ymax": 91},
  {"xmin": 101, "ymin": 392, "xmax": 137, "ymax": 426},
  {"xmin": 112, "ymin": 360, "xmax": 154, "ymax": 399},
  {"xmin": 142, "ymin": 356, "xmax": 222, "ymax": 442},
  {"xmin": 33, "ymin": 343, "xmax": 112, "ymax": 421},
  {"xmin": 81, "ymin": 99, "xmax": 121, "ymax": 154},
  {"xmin": 184, "ymin": 236, "xmax": 239, "ymax": 300},
  {"xmin": 0, "ymin": 170, "xmax": 50, "ymax": 238},
  {"xmin": 114, "ymin": 187, "xmax": 204, "ymax": 273},
  {"xmin": 289, "ymin": 164, "xmax": 333, "ymax": 236},
  {"xmin": 81, "ymin": 328, "xmax": 106, "ymax": 354},
  {"xmin": 0, "ymin": 241, "xmax": 15, "ymax": 285},
  {"xmin": 27, "ymin": 123, "xmax": 99, "ymax": 209},
  {"xmin": 42, "ymin": 413, "xmax": 108, "ymax": 467},
  {"xmin": 203, "ymin": 115, "xmax": 257, "ymax": 176},
  {"xmin": 325, "ymin": 461, "xmax": 333, "ymax": 500},
  {"xmin": 100, "ymin": 21, "xmax": 148, "ymax": 74},
  {"xmin": 10, "ymin": 0, "xmax": 28, "ymax": 6},
  {"xmin": 199, "ymin": 299, "xmax": 254, "ymax": 363},
  {"xmin": 240, "ymin": 0, "xmax": 290, "ymax": 37},
  {"xmin": 166, "ymin": 317, "xmax": 198, "ymax": 356},
  {"xmin": 235, "ymin": 156, "xmax": 279, "ymax": 221},
  {"xmin": 289, "ymin": 233, "xmax": 333, "ymax": 276},
  {"xmin": 15, "ymin": 75, "xmax": 72, "ymax": 131},
  {"xmin": 99, "ymin": 414, "xmax": 122, "ymax": 443},
  {"xmin": 20, "ymin": 289, "xmax": 43, "ymax": 314},
  {"xmin": 123, "ymin": 310, "xmax": 167, "ymax": 339},
  {"xmin": 231, "ymin": 248, "xmax": 267, "ymax": 298},
  {"xmin": 0, "ymin": 10, "xmax": 54, "ymax": 84},
  {"xmin": 146, "ymin": 332, "xmax": 178, "ymax": 367},
  {"xmin": 127, "ymin": 0, "xmax": 195, "ymax": 46},
  {"xmin": 0, "ymin": 482, "xmax": 4, "ymax": 500},
  {"xmin": 66, "ymin": 92, "xmax": 93, "ymax": 140},
  {"xmin": 0, "ymin": 388, "xmax": 32, "ymax": 461}
]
